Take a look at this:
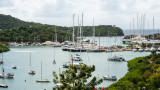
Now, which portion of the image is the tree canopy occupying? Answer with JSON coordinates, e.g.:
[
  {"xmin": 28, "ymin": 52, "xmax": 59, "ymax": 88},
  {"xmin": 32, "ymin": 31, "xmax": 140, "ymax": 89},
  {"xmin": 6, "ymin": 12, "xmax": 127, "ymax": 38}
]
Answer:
[{"xmin": 53, "ymin": 64, "xmax": 103, "ymax": 90}]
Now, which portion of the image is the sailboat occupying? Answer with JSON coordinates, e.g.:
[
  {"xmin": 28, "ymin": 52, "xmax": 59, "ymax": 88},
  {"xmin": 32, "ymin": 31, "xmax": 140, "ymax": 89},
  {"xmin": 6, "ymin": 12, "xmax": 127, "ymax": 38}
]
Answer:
[
  {"xmin": 53, "ymin": 46, "xmax": 56, "ymax": 64},
  {"xmin": 0, "ymin": 49, "xmax": 4, "ymax": 65},
  {"xmin": 63, "ymin": 54, "xmax": 81, "ymax": 68},
  {"xmin": 73, "ymin": 54, "xmax": 83, "ymax": 61},
  {"xmin": 103, "ymin": 54, "xmax": 117, "ymax": 81},
  {"xmin": 0, "ymin": 50, "xmax": 14, "ymax": 79},
  {"xmin": 150, "ymin": 17, "xmax": 156, "ymax": 52},
  {"xmin": 0, "ymin": 84, "xmax": 8, "ymax": 88},
  {"xmin": 12, "ymin": 65, "xmax": 17, "ymax": 69},
  {"xmin": 28, "ymin": 52, "xmax": 35, "ymax": 74},
  {"xmin": 108, "ymin": 35, "xmax": 125, "ymax": 62},
  {"xmin": 53, "ymin": 26, "xmax": 61, "ymax": 47},
  {"xmin": 93, "ymin": 33, "xmax": 105, "ymax": 52},
  {"xmin": 36, "ymin": 61, "xmax": 50, "ymax": 82}
]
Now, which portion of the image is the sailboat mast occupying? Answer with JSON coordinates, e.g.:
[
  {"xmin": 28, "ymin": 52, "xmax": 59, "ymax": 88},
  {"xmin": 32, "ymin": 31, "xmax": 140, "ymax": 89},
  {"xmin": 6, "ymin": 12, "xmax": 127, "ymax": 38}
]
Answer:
[
  {"xmin": 99, "ymin": 33, "xmax": 100, "ymax": 50},
  {"xmin": 153, "ymin": 16, "xmax": 154, "ymax": 41},
  {"xmin": 80, "ymin": 22, "xmax": 82, "ymax": 48},
  {"xmin": 82, "ymin": 13, "xmax": 83, "ymax": 40},
  {"xmin": 2, "ymin": 49, "xmax": 4, "ymax": 75},
  {"xmin": 41, "ymin": 61, "xmax": 42, "ymax": 80},
  {"xmin": 133, "ymin": 18, "xmax": 135, "ymax": 37},
  {"xmin": 130, "ymin": 22, "xmax": 132, "ymax": 41},
  {"xmin": 30, "ymin": 52, "xmax": 31, "ymax": 69},
  {"xmin": 72, "ymin": 14, "xmax": 75, "ymax": 46},
  {"xmin": 55, "ymin": 26, "xmax": 57, "ymax": 42},
  {"xmin": 93, "ymin": 18, "xmax": 95, "ymax": 44}
]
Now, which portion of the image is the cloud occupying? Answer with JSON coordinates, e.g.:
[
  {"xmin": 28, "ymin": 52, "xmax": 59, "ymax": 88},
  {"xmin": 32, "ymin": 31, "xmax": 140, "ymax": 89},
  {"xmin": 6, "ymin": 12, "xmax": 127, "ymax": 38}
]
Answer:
[
  {"xmin": 0, "ymin": 0, "xmax": 14, "ymax": 7},
  {"xmin": 0, "ymin": 0, "xmax": 160, "ymax": 29}
]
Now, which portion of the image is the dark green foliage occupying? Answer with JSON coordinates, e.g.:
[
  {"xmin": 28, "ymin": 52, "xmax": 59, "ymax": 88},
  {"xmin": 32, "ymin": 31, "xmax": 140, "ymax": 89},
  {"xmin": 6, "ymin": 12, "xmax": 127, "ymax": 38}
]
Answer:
[
  {"xmin": 0, "ymin": 14, "xmax": 124, "ymax": 38},
  {"xmin": 53, "ymin": 64, "xmax": 103, "ymax": 90},
  {"xmin": 0, "ymin": 26, "xmax": 71, "ymax": 43},
  {"xmin": 0, "ymin": 42, "xmax": 10, "ymax": 53},
  {"xmin": 108, "ymin": 52, "xmax": 160, "ymax": 90}
]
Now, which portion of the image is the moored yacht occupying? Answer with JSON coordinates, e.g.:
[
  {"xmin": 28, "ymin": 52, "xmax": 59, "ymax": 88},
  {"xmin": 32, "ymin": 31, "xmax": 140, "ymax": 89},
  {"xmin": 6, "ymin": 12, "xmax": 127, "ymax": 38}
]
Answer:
[
  {"xmin": 73, "ymin": 54, "xmax": 83, "ymax": 61},
  {"xmin": 12, "ymin": 65, "xmax": 17, "ymax": 69},
  {"xmin": 150, "ymin": 47, "xmax": 156, "ymax": 52},
  {"xmin": 0, "ymin": 73, "xmax": 14, "ymax": 79},
  {"xmin": 108, "ymin": 55, "xmax": 125, "ymax": 62},
  {"xmin": 132, "ymin": 48, "xmax": 137, "ymax": 52},
  {"xmin": 103, "ymin": 75, "xmax": 117, "ymax": 81}
]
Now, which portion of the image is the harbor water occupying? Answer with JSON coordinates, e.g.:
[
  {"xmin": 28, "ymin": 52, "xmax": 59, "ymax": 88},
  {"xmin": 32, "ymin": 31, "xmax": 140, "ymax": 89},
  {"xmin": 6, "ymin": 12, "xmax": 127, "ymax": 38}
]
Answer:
[{"xmin": 0, "ymin": 37, "xmax": 151, "ymax": 90}]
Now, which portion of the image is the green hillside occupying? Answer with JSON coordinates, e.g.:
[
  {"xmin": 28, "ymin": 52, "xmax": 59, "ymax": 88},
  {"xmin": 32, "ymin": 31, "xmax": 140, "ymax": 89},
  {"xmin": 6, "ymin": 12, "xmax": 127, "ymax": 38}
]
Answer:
[
  {"xmin": 0, "ymin": 14, "xmax": 124, "ymax": 40},
  {"xmin": 108, "ymin": 51, "xmax": 160, "ymax": 90}
]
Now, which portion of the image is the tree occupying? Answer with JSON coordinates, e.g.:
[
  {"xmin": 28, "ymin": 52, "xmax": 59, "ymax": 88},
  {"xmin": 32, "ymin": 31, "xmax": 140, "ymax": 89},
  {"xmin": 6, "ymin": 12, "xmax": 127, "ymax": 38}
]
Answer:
[{"xmin": 52, "ymin": 64, "xmax": 103, "ymax": 90}]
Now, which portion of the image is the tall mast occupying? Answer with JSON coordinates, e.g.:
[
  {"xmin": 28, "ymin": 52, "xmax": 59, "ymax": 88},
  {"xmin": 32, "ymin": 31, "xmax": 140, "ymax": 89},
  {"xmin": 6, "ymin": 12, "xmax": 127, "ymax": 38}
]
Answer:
[
  {"xmin": 82, "ymin": 13, "xmax": 83, "ymax": 40},
  {"xmin": 130, "ymin": 22, "xmax": 132, "ymax": 40},
  {"xmin": 93, "ymin": 18, "xmax": 95, "ymax": 44},
  {"xmin": 41, "ymin": 61, "xmax": 42, "ymax": 80},
  {"xmin": 72, "ymin": 14, "xmax": 75, "ymax": 45},
  {"xmin": 133, "ymin": 18, "xmax": 135, "ymax": 37},
  {"xmin": 137, "ymin": 13, "xmax": 139, "ymax": 35},
  {"xmin": 30, "ymin": 52, "xmax": 31, "ymax": 69},
  {"xmin": 77, "ymin": 15, "xmax": 79, "ymax": 44},
  {"xmin": 143, "ymin": 14, "xmax": 145, "ymax": 36},
  {"xmin": 2, "ymin": 49, "xmax": 4, "ymax": 75},
  {"xmin": 80, "ymin": 22, "xmax": 82, "ymax": 48},
  {"xmin": 153, "ymin": 16, "xmax": 154, "ymax": 41},
  {"xmin": 55, "ymin": 26, "xmax": 57, "ymax": 42},
  {"xmin": 99, "ymin": 32, "xmax": 100, "ymax": 50}
]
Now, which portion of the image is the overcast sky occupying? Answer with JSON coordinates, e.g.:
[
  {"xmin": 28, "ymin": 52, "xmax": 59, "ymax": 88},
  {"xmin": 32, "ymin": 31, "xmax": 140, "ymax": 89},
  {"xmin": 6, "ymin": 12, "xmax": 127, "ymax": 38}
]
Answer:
[{"xmin": 0, "ymin": 0, "xmax": 160, "ymax": 29}]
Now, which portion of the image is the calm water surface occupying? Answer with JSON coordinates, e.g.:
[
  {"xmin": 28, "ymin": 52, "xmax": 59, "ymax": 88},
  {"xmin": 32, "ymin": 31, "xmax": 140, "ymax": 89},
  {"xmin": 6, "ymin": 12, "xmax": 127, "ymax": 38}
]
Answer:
[{"xmin": 0, "ymin": 37, "xmax": 151, "ymax": 90}]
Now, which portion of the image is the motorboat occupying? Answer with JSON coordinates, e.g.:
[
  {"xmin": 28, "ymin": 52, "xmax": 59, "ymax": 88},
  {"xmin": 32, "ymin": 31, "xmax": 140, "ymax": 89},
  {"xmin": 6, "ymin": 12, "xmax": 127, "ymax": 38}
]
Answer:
[
  {"xmin": 28, "ymin": 69, "xmax": 35, "ymax": 74},
  {"xmin": 103, "ymin": 75, "xmax": 117, "ymax": 81},
  {"xmin": 108, "ymin": 55, "xmax": 125, "ymax": 62},
  {"xmin": 73, "ymin": 54, "xmax": 83, "ymax": 61},
  {"xmin": 150, "ymin": 47, "xmax": 156, "ymax": 52},
  {"xmin": 12, "ymin": 65, "xmax": 17, "ymax": 69},
  {"xmin": 138, "ymin": 48, "xmax": 143, "ymax": 52},
  {"xmin": 0, "ymin": 73, "xmax": 14, "ymax": 78},
  {"xmin": 132, "ymin": 48, "xmax": 137, "ymax": 52}
]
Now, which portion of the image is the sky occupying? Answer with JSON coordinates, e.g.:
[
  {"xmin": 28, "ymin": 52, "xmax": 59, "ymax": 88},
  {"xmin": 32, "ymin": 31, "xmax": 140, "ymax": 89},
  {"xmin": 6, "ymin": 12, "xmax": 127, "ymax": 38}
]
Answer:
[{"xmin": 0, "ymin": 0, "xmax": 160, "ymax": 29}]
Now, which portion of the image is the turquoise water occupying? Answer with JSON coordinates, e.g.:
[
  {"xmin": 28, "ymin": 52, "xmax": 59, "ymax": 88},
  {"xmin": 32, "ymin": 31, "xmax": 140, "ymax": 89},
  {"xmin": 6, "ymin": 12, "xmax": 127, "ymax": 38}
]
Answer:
[{"xmin": 0, "ymin": 37, "xmax": 151, "ymax": 90}]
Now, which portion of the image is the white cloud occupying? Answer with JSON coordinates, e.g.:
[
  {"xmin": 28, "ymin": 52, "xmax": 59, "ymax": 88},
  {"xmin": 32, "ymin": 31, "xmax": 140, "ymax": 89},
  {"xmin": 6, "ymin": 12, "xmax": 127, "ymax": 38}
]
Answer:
[{"xmin": 0, "ymin": 0, "xmax": 160, "ymax": 29}]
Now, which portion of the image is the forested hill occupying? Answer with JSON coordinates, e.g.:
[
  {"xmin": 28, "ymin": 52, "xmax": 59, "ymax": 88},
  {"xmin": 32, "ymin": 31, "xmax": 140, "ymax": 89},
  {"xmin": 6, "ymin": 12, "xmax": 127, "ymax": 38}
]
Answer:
[
  {"xmin": 0, "ymin": 14, "xmax": 124, "ymax": 36},
  {"xmin": 0, "ymin": 14, "xmax": 39, "ymax": 30}
]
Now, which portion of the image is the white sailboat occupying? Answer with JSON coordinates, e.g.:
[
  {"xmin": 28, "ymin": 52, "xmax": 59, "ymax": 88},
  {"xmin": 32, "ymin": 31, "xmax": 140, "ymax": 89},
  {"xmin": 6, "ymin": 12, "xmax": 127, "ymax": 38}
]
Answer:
[
  {"xmin": 63, "ymin": 55, "xmax": 81, "ymax": 68},
  {"xmin": 150, "ymin": 17, "xmax": 156, "ymax": 52},
  {"xmin": 28, "ymin": 52, "xmax": 35, "ymax": 74},
  {"xmin": 0, "ymin": 84, "xmax": 8, "ymax": 88},
  {"xmin": 36, "ymin": 61, "xmax": 50, "ymax": 82},
  {"xmin": 0, "ymin": 49, "xmax": 4, "ymax": 65},
  {"xmin": 0, "ymin": 50, "xmax": 14, "ymax": 79},
  {"xmin": 12, "ymin": 65, "xmax": 17, "ymax": 69},
  {"xmin": 53, "ymin": 26, "xmax": 61, "ymax": 47},
  {"xmin": 53, "ymin": 45, "xmax": 56, "ymax": 64},
  {"xmin": 103, "ymin": 54, "xmax": 117, "ymax": 81},
  {"xmin": 73, "ymin": 54, "xmax": 83, "ymax": 61}
]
